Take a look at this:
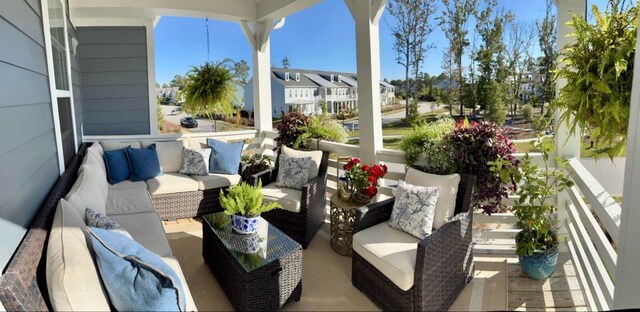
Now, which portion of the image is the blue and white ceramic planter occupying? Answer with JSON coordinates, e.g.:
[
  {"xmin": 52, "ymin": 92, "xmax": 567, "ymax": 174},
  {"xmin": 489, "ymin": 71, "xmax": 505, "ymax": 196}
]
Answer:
[
  {"xmin": 231, "ymin": 214, "xmax": 260, "ymax": 234},
  {"xmin": 519, "ymin": 245, "xmax": 559, "ymax": 280}
]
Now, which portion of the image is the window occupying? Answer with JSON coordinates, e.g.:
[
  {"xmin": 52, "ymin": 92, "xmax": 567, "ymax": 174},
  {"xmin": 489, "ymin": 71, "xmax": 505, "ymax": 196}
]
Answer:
[
  {"xmin": 295, "ymin": 90, "xmax": 298, "ymax": 98},
  {"xmin": 285, "ymin": 72, "xmax": 290, "ymax": 81},
  {"xmin": 48, "ymin": 0, "xmax": 69, "ymax": 90},
  {"xmin": 289, "ymin": 89, "xmax": 292, "ymax": 98}
]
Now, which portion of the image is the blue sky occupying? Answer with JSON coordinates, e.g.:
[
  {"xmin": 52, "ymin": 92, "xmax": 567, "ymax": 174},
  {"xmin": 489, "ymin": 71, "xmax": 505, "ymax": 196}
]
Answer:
[{"xmin": 154, "ymin": 0, "xmax": 609, "ymax": 85}]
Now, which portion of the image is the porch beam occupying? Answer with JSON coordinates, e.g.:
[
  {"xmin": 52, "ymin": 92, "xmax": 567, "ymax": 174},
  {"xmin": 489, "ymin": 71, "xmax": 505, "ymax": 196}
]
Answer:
[
  {"xmin": 256, "ymin": 0, "xmax": 322, "ymax": 22},
  {"xmin": 345, "ymin": 0, "xmax": 387, "ymax": 164},
  {"xmin": 613, "ymin": 16, "xmax": 640, "ymax": 310},
  {"xmin": 242, "ymin": 20, "xmax": 274, "ymax": 154},
  {"xmin": 553, "ymin": 0, "xmax": 585, "ymax": 241}
]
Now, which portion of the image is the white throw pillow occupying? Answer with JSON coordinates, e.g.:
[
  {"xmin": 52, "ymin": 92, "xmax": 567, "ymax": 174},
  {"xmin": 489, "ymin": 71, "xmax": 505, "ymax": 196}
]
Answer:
[
  {"xmin": 388, "ymin": 181, "xmax": 440, "ymax": 240},
  {"xmin": 405, "ymin": 168, "xmax": 460, "ymax": 230},
  {"xmin": 141, "ymin": 140, "xmax": 186, "ymax": 173},
  {"xmin": 46, "ymin": 199, "xmax": 111, "ymax": 311},
  {"xmin": 179, "ymin": 147, "xmax": 211, "ymax": 176},
  {"xmin": 100, "ymin": 141, "xmax": 141, "ymax": 152},
  {"xmin": 281, "ymin": 146, "xmax": 323, "ymax": 179},
  {"xmin": 276, "ymin": 154, "xmax": 311, "ymax": 190}
]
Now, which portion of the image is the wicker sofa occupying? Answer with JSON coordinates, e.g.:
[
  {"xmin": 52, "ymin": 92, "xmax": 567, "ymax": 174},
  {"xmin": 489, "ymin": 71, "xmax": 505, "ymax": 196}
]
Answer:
[
  {"xmin": 249, "ymin": 147, "xmax": 330, "ymax": 249},
  {"xmin": 97, "ymin": 138, "xmax": 242, "ymax": 220},
  {"xmin": 0, "ymin": 143, "xmax": 200, "ymax": 311},
  {"xmin": 351, "ymin": 170, "xmax": 476, "ymax": 311}
]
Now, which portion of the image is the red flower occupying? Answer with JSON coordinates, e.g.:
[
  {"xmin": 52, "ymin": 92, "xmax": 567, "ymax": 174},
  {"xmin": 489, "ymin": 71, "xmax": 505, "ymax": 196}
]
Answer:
[
  {"xmin": 361, "ymin": 165, "xmax": 370, "ymax": 172},
  {"xmin": 370, "ymin": 164, "xmax": 384, "ymax": 178},
  {"xmin": 470, "ymin": 121, "xmax": 478, "ymax": 127},
  {"xmin": 368, "ymin": 175, "xmax": 377, "ymax": 184},
  {"xmin": 381, "ymin": 164, "xmax": 388, "ymax": 174},
  {"xmin": 343, "ymin": 164, "xmax": 351, "ymax": 171},
  {"xmin": 364, "ymin": 186, "xmax": 378, "ymax": 198},
  {"xmin": 349, "ymin": 157, "xmax": 360, "ymax": 165}
]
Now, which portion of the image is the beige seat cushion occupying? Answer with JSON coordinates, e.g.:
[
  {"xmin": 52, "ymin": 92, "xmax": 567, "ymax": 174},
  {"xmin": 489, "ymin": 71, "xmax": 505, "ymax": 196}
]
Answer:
[
  {"xmin": 281, "ymin": 146, "xmax": 323, "ymax": 179},
  {"xmin": 261, "ymin": 182, "xmax": 302, "ymax": 213},
  {"xmin": 190, "ymin": 173, "xmax": 241, "ymax": 190},
  {"xmin": 99, "ymin": 140, "xmax": 141, "ymax": 151},
  {"xmin": 46, "ymin": 199, "xmax": 111, "ymax": 311},
  {"xmin": 108, "ymin": 179, "xmax": 148, "ymax": 190},
  {"xmin": 106, "ymin": 185, "xmax": 156, "ymax": 215},
  {"xmin": 110, "ymin": 212, "xmax": 173, "ymax": 257},
  {"xmin": 65, "ymin": 171, "xmax": 106, "ymax": 222},
  {"xmin": 186, "ymin": 137, "xmax": 209, "ymax": 150},
  {"xmin": 146, "ymin": 173, "xmax": 200, "ymax": 195},
  {"xmin": 141, "ymin": 140, "xmax": 186, "ymax": 173},
  {"xmin": 405, "ymin": 168, "xmax": 460, "ymax": 230},
  {"xmin": 352, "ymin": 222, "xmax": 420, "ymax": 291},
  {"xmin": 162, "ymin": 257, "xmax": 198, "ymax": 311}
]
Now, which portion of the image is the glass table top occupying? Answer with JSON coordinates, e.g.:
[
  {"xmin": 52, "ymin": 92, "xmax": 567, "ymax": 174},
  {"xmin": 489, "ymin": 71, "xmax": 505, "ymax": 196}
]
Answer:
[{"xmin": 202, "ymin": 212, "xmax": 301, "ymax": 273}]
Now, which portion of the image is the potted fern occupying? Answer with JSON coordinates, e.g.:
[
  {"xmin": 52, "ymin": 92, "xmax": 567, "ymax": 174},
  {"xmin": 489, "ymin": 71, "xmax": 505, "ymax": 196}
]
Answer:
[
  {"xmin": 219, "ymin": 181, "xmax": 281, "ymax": 234},
  {"xmin": 489, "ymin": 138, "xmax": 573, "ymax": 280}
]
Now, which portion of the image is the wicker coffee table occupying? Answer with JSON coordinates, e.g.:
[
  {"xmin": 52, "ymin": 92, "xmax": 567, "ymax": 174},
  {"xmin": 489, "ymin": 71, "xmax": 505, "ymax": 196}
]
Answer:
[{"xmin": 202, "ymin": 213, "xmax": 302, "ymax": 311}]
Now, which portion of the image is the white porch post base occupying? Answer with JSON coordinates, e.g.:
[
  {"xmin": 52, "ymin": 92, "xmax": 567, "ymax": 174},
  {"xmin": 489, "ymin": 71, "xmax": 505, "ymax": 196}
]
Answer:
[{"xmin": 345, "ymin": 0, "xmax": 386, "ymax": 164}]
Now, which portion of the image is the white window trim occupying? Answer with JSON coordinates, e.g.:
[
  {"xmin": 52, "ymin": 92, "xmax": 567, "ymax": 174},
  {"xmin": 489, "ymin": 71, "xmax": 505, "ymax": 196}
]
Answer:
[{"xmin": 41, "ymin": 0, "xmax": 78, "ymax": 174}]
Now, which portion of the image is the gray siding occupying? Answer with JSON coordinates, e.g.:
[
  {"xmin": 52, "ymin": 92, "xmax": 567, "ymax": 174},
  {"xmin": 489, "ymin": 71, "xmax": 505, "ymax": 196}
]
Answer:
[
  {"xmin": 0, "ymin": 0, "xmax": 61, "ymax": 270},
  {"xmin": 77, "ymin": 26, "xmax": 150, "ymax": 135}
]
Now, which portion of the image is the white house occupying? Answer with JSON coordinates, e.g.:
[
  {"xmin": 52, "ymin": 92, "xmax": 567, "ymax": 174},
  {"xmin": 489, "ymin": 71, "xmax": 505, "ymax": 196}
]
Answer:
[{"xmin": 244, "ymin": 68, "xmax": 395, "ymax": 118}]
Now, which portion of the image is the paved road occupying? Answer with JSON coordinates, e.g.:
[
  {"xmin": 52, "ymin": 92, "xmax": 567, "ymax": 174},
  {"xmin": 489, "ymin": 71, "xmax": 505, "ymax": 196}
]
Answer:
[
  {"xmin": 342, "ymin": 102, "xmax": 441, "ymax": 131},
  {"xmin": 161, "ymin": 105, "xmax": 233, "ymax": 133}
]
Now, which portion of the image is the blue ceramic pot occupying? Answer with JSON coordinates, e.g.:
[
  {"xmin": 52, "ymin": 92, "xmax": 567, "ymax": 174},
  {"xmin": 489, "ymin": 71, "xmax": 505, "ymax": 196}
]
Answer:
[
  {"xmin": 518, "ymin": 245, "xmax": 558, "ymax": 280},
  {"xmin": 231, "ymin": 214, "xmax": 260, "ymax": 234}
]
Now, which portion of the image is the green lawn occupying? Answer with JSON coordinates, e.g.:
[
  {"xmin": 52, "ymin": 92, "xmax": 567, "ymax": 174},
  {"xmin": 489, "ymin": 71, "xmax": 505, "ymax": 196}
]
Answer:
[{"xmin": 513, "ymin": 137, "xmax": 627, "ymax": 157}]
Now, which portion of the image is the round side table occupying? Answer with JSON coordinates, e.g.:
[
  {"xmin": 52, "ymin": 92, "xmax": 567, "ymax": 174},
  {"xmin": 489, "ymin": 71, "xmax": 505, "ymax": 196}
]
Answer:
[{"xmin": 330, "ymin": 193, "xmax": 364, "ymax": 256}]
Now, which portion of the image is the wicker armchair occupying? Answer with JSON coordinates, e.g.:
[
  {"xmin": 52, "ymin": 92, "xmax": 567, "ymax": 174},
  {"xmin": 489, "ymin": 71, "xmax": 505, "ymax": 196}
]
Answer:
[
  {"xmin": 351, "ymin": 173, "xmax": 476, "ymax": 311},
  {"xmin": 249, "ymin": 149, "xmax": 329, "ymax": 249}
]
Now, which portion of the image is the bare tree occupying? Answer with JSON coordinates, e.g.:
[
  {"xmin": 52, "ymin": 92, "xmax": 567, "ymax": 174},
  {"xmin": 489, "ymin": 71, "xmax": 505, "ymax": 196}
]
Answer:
[
  {"xmin": 536, "ymin": 0, "xmax": 556, "ymax": 115},
  {"xmin": 440, "ymin": 0, "xmax": 477, "ymax": 117},
  {"xmin": 505, "ymin": 21, "xmax": 536, "ymax": 117},
  {"xmin": 387, "ymin": 0, "xmax": 438, "ymax": 124}
]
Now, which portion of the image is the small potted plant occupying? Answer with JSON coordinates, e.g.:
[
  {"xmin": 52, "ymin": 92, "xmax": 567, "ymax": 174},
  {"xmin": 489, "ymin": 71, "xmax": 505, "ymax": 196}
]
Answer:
[
  {"xmin": 219, "ymin": 181, "xmax": 281, "ymax": 234},
  {"xmin": 342, "ymin": 157, "xmax": 388, "ymax": 205},
  {"xmin": 489, "ymin": 138, "xmax": 574, "ymax": 280}
]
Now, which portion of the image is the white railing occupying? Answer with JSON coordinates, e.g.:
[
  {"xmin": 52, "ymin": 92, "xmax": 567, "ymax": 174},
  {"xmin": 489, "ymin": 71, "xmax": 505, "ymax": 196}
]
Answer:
[{"xmin": 564, "ymin": 157, "xmax": 621, "ymax": 311}]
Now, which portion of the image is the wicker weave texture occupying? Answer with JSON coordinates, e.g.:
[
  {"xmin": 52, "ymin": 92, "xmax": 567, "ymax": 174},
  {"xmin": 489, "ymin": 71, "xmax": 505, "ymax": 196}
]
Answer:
[
  {"xmin": 0, "ymin": 144, "xmax": 87, "ymax": 311},
  {"xmin": 153, "ymin": 188, "xmax": 225, "ymax": 220}
]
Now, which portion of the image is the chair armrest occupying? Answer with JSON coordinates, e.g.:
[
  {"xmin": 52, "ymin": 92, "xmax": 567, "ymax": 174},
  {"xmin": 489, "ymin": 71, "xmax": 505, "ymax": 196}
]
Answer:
[
  {"xmin": 413, "ymin": 212, "xmax": 473, "ymax": 311},
  {"xmin": 300, "ymin": 174, "xmax": 327, "ymax": 212},
  {"xmin": 249, "ymin": 168, "xmax": 277, "ymax": 186},
  {"xmin": 353, "ymin": 197, "xmax": 395, "ymax": 234}
]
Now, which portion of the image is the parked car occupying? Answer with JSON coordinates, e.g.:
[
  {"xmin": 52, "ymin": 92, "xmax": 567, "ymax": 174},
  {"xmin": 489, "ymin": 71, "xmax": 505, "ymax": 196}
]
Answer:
[
  {"xmin": 169, "ymin": 108, "xmax": 178, "ymax": 116},
  {"xmin": 180, "ymin": 116, "xmax": 198, "ymax": 128}
]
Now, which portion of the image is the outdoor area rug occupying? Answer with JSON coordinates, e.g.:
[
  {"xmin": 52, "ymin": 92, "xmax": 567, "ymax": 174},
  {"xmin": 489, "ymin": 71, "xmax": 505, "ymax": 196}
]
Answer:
[{"xmin": 164, "ymin": 219, "xmax": 508, "ymax": 311}]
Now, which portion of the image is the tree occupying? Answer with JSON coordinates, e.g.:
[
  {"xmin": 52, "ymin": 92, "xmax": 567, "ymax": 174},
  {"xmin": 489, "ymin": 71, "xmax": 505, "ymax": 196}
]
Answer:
[
  {"xmin": 536, "ymin": 0, "xmax": 556, "ymax": 115},
  {"xmin": 282, "ymin": 57, "xmax": 290, "ymax": 68},
  {"xmin": 484, "ymin": 81, "xmax": 507, "ymax": 124},
  {"xmin": 505, "ymin": 21, "xmax": 536, "ymax": 117},
  {"xmin": 474, "ymin": 0, "xmax": 512, "ymax": 119},
  {"xmin": 387, "ymin": 0, "xmax": 438, "ymax": 125},
  {"xmin": 440, "ymin": 0, "xmax": 477, "ymax": 117},
  {"xmin": 181, "ymin": 61, "xmax": 236, "ymax": 130},
  {"xmin": 169, "ymin": 74, "xmax": 189, "ymax": 88},
  {"xmin": 222, "ymin": 58, "xmax": 250, "ymax": 87}
]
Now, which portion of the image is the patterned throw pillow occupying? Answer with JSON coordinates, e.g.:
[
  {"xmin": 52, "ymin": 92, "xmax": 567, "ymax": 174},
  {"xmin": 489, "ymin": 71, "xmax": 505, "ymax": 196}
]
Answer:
[
  {"xmin": 179, "ymin": 147, "xmax": 211, "ymax": 176},
  {"xmin": 388, "ymin": 181, "xmax": 440, "ymax": 240},
  {"xmin": 276, "ymin": 154, "xmax": 311, "ymax": 190},
  {"xmin": 85, "ymin": 208, "xmax": 133, "ymax": 239}
]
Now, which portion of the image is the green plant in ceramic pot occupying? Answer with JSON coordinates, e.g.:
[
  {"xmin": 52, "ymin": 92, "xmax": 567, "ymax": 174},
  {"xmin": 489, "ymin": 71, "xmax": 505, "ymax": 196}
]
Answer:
[
  {"xmin": 219, "ymin": 181, "xmax": 281, "ymax": 234},
  {"xmin": 489, "ymin": 138, "xmax": 574, "ymax": 280}
]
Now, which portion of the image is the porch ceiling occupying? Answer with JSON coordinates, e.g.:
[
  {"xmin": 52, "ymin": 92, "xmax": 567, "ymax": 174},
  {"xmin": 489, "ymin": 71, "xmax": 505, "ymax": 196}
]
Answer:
[{"xmin": 69, "ymin": 0, "xmax": 322, "ymax": 25}]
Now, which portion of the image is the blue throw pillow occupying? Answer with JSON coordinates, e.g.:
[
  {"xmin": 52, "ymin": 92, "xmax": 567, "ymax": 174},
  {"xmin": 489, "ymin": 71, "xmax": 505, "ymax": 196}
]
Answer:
[
  {"xmin": 206, "ymin": 139, "xmax": 244, "ymax": 174},
  {"xmin": 126, "ymin": 144, "xmax": 162, "ymax": 181},
  {"xmin": 85, "ymin": 227, "xmax": 186, "ymax": 312},
  {"xmin": 103, "ymin": 148, "xmax": 130, "ymax": 184}
]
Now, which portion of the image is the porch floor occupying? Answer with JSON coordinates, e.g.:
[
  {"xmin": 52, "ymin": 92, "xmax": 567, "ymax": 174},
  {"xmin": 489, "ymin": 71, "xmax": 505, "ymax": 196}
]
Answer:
[{"xmin": 162, "ymin": 214, "xmax": 587, "ymax": 311}]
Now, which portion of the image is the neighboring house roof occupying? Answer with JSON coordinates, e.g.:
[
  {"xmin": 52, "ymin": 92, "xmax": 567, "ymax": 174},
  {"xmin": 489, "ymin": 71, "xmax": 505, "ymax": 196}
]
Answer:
[
  {"xmin": 304, "ymin": 73, "xmax": 338, "ymax": 88},
  {"xmin": 380, "ymin": 81, "xmax": 394, "ymax": 88},
  {"xmin": 272, "ymin": 71, "xmax": 318, "ymax": 87},
  {"xmin": 340, "ymin": 75, "xmax": 358, "ymax": 87}
]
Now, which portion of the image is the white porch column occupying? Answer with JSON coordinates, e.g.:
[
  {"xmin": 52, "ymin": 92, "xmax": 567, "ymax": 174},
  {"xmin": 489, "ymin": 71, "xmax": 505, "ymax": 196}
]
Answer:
[
  {"xmin": 242, "ymin": 19, "xmax": 274, "ymax": 154},
  {"xmin": 613, "ymin": 17, "xmax": 640, "ymax": 310},
  {"xmin": 554, "ymin": 0, "xmax": 585, "ymax": 239},
  {"xmin": 345, "ymin": 0, "xmax": 386, "ymax": 164}
]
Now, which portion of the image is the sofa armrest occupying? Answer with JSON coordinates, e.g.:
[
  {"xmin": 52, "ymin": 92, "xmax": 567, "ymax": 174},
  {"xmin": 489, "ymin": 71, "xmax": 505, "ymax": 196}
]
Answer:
[
  {"xmin": 413, "ymin": 212, "xmax": 473, "ymax": 311},
  {"xmin": 249, "ymin": 168, "xmax": 277, "ymax": 187},
  {"xmin": 300, "ymin": 174, "xmax": 326, "ymax": 211},
  {"xmin": 353, "ymin": 197, "xmax": 395, "ymax": 234}
]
